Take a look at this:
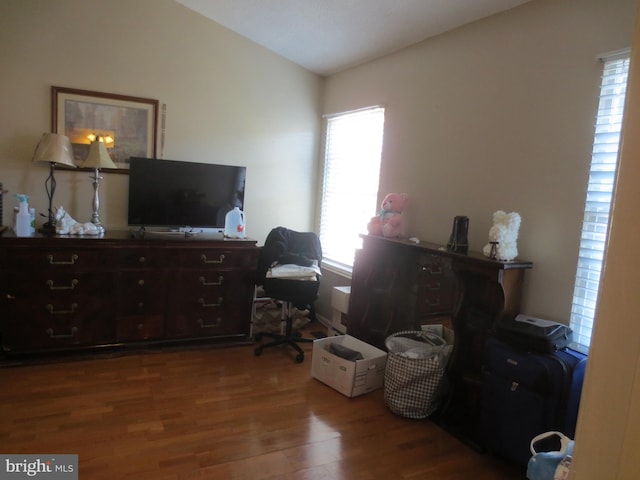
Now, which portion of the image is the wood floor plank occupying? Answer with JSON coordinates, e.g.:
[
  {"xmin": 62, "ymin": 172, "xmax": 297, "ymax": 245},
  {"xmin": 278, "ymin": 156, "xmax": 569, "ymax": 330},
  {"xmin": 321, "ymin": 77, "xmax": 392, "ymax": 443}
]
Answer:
[{"xmin": 0, "ymin": 329, "xmax": 526, "ymax": 479}]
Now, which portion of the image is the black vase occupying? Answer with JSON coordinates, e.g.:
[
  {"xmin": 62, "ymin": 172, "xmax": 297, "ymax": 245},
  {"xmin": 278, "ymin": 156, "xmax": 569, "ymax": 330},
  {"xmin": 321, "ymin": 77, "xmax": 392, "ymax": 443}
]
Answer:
[{"xmin": 447, "ymin": 216, "xmax": 469, "ymax": 254}]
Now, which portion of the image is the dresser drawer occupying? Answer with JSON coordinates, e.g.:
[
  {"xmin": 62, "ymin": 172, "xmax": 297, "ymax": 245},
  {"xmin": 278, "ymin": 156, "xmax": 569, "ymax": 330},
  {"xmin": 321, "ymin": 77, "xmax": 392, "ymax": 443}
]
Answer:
[
  {"xmin": 117, "ymin": 271, "xmax": 167, "ymax": 313},
  {"xmin": 176, "ymin": 270, "xmax": 253, "ymax": 303},
  {"xmin": 3, "ymin": 301, "xmax": 115, "ymax": 350},
  {"xmin": 118, "ymin": 249, "xmax": 170, "ymax": 269},
  {"xmin": 178, "ymin": 247, "xmax": 257, "ymax": 270},
  {"xmin": 168, "ymin": 306, "xmax": 250, "ymax": 338},
  {"xmin": 116, "ymin": 315, "xmax": 165, "ymax": 341},
  {"xmin": 5, "ymin": 248, "xmax": 111, "ymax": 271},
  {"xmin": 7, "ymin": 271, "xmax": 114, "ymax": 298}
]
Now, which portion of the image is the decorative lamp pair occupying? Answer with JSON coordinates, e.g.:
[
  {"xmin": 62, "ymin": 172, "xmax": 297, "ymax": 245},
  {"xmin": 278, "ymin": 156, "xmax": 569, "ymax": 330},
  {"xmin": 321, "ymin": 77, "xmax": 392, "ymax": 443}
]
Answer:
[{"xmin": 32, "ymin": 132, "xmax": 116, "ymax": 234}]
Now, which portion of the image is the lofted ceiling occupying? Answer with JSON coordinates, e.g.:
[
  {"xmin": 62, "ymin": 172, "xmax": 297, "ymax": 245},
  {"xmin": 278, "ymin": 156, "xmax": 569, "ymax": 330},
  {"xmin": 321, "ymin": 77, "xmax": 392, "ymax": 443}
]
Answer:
[{"xmin": 175, "ymin": 0, "xmax": 533, "ymax": 76}]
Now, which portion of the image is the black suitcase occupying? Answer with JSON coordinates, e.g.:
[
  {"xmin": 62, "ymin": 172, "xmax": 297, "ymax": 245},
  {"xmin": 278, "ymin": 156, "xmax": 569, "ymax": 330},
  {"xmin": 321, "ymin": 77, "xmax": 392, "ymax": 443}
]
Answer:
[
  {"xmin": 496, "ymin": 314, "xmax": 573, "ymax": 353},
  {"xmin": 478, "ymin": 337, "xmax": 587, "ymax": 466}
]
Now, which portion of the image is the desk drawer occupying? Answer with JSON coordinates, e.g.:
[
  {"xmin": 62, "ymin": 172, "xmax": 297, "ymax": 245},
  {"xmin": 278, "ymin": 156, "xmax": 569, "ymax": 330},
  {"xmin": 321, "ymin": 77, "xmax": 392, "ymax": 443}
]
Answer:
[{"xmin": 416, "ymin": 254, "xmax": 454, "ymax": 315}]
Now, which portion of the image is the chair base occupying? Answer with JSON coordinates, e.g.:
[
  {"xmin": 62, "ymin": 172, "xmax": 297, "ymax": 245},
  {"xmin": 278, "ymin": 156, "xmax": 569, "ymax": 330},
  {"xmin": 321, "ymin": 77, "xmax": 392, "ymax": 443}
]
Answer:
[{"xmin": 254, "ymin": 302, "xmax": 315, "ymax": 363}]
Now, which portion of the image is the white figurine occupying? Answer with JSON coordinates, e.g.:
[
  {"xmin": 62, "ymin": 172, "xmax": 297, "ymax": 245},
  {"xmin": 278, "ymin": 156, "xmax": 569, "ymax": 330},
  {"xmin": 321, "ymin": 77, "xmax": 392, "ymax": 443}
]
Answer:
[
  {"xmin": 55, "ymin": 206, "xmax": 100, "ymax": 235},
  {"xmin": 482, "ymin": 210, "xmax": 521, "ymax": 261}
]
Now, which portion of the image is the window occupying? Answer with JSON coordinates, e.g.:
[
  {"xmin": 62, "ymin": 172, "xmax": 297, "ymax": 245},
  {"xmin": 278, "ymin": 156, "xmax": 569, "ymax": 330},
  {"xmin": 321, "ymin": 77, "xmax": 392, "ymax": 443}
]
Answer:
[
  {"xmin": 319, "ymin": 106, "xmax": 385, "ymax": 271},
  {"xmin": 570, "ymin": 52, "xmax": 630, "ymax": 350}
]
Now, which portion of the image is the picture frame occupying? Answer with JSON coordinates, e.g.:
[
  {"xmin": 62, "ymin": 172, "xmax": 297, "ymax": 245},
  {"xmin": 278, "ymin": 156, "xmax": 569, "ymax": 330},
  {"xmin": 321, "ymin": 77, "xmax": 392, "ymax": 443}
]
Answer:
[{"xmin": 52, "ymin": 86, "xmax": 159, "ymax": 172}]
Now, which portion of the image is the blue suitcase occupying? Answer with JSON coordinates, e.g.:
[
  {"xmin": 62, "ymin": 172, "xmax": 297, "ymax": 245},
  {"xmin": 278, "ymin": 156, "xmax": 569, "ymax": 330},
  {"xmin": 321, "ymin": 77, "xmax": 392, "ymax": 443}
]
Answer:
[{"xmin": 478, "ymin": 336, "xmax": 587, "ymax": 466}]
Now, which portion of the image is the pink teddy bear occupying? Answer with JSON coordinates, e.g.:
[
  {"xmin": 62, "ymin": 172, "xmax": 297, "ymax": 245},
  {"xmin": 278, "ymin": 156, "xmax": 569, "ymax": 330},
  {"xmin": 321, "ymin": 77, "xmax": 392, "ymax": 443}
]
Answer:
[{"xmin": 367, "ymin": 193, "xmax": 409, "ymax": 238}]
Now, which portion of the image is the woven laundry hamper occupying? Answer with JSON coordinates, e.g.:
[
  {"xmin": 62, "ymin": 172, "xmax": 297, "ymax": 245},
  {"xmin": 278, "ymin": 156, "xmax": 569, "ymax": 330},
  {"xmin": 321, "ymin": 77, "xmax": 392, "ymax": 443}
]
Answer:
[{"xmin": 383, "ymin": 330, "xmax": 453, "ymax": 419}]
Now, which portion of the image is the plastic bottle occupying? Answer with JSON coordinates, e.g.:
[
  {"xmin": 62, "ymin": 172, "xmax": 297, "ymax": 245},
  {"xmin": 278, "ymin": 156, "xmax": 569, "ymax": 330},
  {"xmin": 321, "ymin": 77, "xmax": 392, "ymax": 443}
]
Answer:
[
  {"xmin": 29, "ymin": 207, "xmax": 36, "ymax": 234},
  {"xmin": 224, "ymin": 207, "xmax": 246, "ymax": 238},
  {"xmin": 15, "ymin": 194, "xmax": 32, "ymax": 237}
]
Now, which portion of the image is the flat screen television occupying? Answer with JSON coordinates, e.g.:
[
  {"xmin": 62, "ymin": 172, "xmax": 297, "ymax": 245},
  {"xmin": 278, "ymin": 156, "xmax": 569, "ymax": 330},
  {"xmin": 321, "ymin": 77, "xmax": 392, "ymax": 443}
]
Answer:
[{"xmin": 127, "ymin": 157, "xmax": 246, "ymax": 231}]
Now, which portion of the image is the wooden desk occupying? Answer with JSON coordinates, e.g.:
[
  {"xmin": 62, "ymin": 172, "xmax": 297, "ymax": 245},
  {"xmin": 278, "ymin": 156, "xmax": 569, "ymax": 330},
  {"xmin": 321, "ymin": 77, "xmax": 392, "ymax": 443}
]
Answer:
[{"xmin": 347, "ymin": 234, "xmax": 532, "ymax": 445}]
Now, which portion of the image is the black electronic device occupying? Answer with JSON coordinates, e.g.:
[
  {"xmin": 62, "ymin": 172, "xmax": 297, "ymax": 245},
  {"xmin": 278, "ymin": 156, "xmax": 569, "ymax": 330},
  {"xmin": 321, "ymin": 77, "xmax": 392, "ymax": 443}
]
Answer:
[{"xmin": 127, "ymin": 157, "xmax": 246, "ymax": 232}]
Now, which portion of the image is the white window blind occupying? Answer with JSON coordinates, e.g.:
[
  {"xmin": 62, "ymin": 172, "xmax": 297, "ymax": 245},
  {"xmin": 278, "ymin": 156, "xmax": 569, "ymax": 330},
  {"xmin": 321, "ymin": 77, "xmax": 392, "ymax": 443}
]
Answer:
[
  {"xmin": 570, "ymin": 54, "xmax": 630, "ymax": 349},
  {"xmin": 319, "ymin": 107, "xmax": 385, "ymax": 270}
]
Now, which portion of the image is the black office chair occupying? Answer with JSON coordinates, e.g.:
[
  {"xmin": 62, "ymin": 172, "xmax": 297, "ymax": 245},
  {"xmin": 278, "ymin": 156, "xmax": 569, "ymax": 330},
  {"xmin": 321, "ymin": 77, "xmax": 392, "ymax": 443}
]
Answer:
[{"xmin": 253, "ymin": 227, "xmax": 322, "ymax": 363}]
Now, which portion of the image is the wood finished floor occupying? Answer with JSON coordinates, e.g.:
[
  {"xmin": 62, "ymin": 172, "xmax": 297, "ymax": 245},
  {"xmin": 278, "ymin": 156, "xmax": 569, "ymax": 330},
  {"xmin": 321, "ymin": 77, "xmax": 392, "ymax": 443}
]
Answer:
[{"xmin": 0, "ymin": 326, "xmax": 525, "ymax": 479}]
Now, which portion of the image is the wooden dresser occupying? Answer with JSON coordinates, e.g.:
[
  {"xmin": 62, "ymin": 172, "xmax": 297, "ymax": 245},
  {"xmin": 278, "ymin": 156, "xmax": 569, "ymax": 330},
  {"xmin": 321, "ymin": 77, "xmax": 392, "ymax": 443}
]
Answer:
[
  {"xmin": 0, "ymin": 231, "xmax": 259, "ymax": 355},
  {"xmin": 348, "ymin": 234, "xmax": 532, "ymax": 444}
]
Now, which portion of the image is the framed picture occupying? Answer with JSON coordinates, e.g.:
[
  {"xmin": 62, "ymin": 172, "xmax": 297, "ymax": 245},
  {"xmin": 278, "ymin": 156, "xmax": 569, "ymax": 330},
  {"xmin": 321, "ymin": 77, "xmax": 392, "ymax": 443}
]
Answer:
[{"xmin": 52, "ymin": 86, "xmax": 159, "ymax": 172}]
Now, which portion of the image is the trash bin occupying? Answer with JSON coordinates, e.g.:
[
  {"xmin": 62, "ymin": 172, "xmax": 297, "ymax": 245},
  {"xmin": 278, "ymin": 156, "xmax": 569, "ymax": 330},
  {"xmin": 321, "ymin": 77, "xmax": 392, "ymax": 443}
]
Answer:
[{"xmin": 383, "ymin": 330, "xmax": 453, "ymax": 419}]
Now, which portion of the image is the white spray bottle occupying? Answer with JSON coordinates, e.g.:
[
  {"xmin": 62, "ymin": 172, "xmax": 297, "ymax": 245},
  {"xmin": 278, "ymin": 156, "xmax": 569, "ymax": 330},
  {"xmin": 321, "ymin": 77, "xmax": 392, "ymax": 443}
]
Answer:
[{"xmin": 15, "ymin": 194, "xmax": 32, "ymax": 237}]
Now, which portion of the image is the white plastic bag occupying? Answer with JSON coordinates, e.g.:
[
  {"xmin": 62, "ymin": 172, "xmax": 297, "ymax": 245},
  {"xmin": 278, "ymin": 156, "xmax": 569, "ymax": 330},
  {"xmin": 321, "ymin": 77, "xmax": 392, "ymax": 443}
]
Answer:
[{"xmin": 526, "ymin": 431, "xmax": 573, "ymax": 480}]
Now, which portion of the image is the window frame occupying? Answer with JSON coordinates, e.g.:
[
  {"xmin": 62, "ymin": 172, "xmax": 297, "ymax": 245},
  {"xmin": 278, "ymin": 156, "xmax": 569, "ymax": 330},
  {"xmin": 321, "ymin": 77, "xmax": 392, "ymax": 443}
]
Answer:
[
  {"xmin": 318, "ymin": 106, "xmax": 385, "ymax": 276},
  {"xmin": 569, "ymin": 50, "xmax": 630, "ymax": 351}
]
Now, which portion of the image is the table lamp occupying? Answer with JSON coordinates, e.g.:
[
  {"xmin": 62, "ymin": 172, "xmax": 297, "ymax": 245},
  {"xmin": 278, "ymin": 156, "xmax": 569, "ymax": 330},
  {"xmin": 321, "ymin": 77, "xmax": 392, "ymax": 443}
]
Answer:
[
  {"xmin": 32, "ymin": 133, "xmax": 76, "ymax": 234},
  {"xmin": 82, "ymin": 138, "xmax": 116, "ymax": 233}
]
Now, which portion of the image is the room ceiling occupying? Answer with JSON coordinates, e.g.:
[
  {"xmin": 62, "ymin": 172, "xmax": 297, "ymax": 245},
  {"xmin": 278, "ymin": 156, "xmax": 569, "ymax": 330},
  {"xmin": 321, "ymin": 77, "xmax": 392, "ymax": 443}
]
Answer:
[{"xmin": 175, "ymin": 0, "xmax": 533, "ymax": 76}]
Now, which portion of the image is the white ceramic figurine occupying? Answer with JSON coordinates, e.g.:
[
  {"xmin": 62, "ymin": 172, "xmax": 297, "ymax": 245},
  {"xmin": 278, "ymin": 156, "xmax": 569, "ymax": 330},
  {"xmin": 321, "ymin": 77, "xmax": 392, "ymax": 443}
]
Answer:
[{"xmin": 55, "ymin": 206, "xmax": 100, "ymax": 235}]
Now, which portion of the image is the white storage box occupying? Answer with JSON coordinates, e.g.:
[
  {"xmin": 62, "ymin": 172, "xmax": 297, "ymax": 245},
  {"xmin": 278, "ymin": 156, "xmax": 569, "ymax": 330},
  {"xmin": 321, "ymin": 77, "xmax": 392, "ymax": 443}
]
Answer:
[
  {"xmin": 420, "ymin": 324, "xmax": 455, "ymax": 344},
  {"xmin": 331, "ymin": 286, "xmax": 351, "ymax": 312},
  {"xmin": 331, "ymin": 286, "xmax": 350, "ymax": 334},
  {"xmin": 311, "ymin": 335, "xmax": 387, "ymax": 397}
]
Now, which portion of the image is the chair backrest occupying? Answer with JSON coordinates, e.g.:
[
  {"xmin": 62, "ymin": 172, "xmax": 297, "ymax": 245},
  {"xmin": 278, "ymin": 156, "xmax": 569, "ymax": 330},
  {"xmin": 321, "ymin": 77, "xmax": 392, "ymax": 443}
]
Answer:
[{"xmin": 257, "ymin": 227, "xmax": 322, "ymax": 284}]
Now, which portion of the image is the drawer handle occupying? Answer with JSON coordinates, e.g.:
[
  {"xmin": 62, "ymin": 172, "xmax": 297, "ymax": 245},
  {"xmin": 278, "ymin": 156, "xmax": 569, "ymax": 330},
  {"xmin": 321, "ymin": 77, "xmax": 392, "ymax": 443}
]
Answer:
[
  {"xmin": 138, "ymin": 279, "xmax": 145, "ymax": 286},
  {"xmin": 197, "ymin": 317, "xmax": 222, "ymax": 329},
  {"xmin": 47, "ymin": 254, "xmax": 79, "ymax": 265},
  {"xmin": 422, "ymin": 265, "xmax": 442, "ymax": 275},
  {"xmin": 198, "ymin": 297, "xmax": 223, "ymax": 308},
  {"xmin": 200, "ymin": 254, "xmax": 225, "ymax": 264},
  {"xmin": 46, "ymin": 326, "xmax": 78, "ymax": 339},
  {"xmin": 199, "ymin": 275, "xmax": 224, "ymax": 286},
  {"xmin": 428, "ymin": 282, "xmax": 441, "ymax": 291},
  {"xmin": 427, "ymin": 299, "xmax": 440, "ymax": 307},
  {"xmin": 46, "ymin": 303, "xmax": 78, "ymax": 315},
  {"xmin": 138, "ymin": 256, "xmax": 145, "ymax": 263},
  {"xmin": 46, "ymin": 279, "xmax": 79, "ymax": 290}
]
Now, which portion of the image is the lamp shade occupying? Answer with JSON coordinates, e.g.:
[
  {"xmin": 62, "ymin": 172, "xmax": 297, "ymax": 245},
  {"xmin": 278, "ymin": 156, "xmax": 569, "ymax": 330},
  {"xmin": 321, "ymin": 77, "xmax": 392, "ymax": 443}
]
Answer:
[
  {"xmin": 83, "ymin": 140, "xmax": 117, "ymax": 169},
  {"xmin": 32, "ymin": 133, "xmax": 76, "ymax": 167}
]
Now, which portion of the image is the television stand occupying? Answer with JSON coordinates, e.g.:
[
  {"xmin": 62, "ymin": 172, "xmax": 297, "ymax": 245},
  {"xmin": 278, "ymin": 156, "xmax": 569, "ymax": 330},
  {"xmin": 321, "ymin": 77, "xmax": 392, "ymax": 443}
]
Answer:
[
  {"xmin": 144, "ymin": 230, "xmax": 200, "ymax": 239},
  {"xmin": 0, "ymin": 230, "xmax": 259, "ymax": 356},
  {"xmin": 129, "ymin": 226, "xmax": 224, "ymax": 239}
]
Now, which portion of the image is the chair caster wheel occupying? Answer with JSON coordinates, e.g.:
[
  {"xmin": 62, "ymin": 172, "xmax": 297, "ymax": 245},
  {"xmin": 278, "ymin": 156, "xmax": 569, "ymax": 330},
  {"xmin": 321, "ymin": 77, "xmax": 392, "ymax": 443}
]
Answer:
[
  {"xmin": 254, "ymin": 347, "xmax": 263, "ymax": 357},
  {"xmin": 295, "ymin": 353, "xmax": 304, "ymax": 363}
]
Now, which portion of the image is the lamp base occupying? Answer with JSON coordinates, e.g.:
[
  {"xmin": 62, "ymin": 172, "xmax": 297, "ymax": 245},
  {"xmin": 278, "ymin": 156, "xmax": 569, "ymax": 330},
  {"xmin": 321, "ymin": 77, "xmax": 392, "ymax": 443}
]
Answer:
[
  {"xmin": 91, "ymin": 220, "xmax": 105, "ymax": 234},
  {"xmin": 39, "ymin": 222, "xmax": 56, "ymax": 235}
]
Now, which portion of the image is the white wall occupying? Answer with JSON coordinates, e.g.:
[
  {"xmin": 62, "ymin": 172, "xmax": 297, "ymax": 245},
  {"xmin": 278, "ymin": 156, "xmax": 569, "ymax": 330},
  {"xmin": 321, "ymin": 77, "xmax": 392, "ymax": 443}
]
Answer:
[
  {"xmin": 0, "ymin": 0, "xmax": 323, "ymax": 243},
  {"xmin": 322, "ymin": 0, "xmax": 636, "ymax": 324}
]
